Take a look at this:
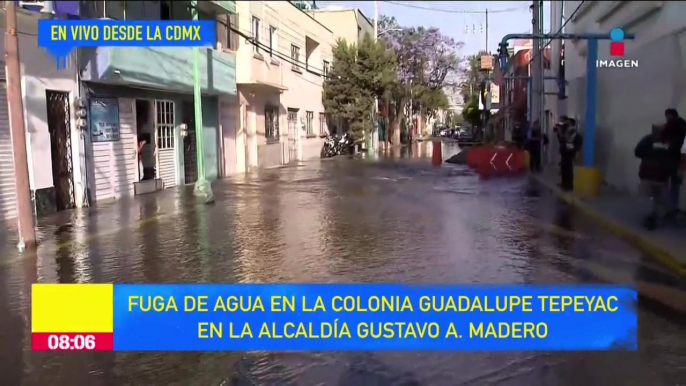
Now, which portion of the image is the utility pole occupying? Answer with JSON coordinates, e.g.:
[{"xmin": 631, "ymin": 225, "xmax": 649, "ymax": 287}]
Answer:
[
  {"xmin": 485, "ymin": 9, "xmax": 488, "ymax": 52},
  {"xmin": 372, "ymin": 0, "xmax": 379, "ymax": 152},
  {"xmin": 530, "ymin": 0, "xmax": 542, "ymax": 138},
  {"xmin": 550, "ymin": 0, "xmax": 563, "ymax": 165},
  {"xmin": 191, "ymin": 0, "xmax": 213, "ymax": 201},
  {"xmin": 5, "ymin": 0, "xmax": 36, "ymax": 250},
  {"xmin": 483, "ymin": 8, "xmax": 490, "ymax": 134}
]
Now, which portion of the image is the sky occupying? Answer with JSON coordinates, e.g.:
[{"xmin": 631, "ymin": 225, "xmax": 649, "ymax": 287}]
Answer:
[{"xmin": 315, "ymin": 1, "xmax": 552, "ymax": 55}]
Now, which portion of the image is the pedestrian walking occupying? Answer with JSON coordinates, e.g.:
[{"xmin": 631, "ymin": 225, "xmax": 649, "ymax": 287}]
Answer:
[
  {"xmin": 559, "ymin": 118, "xmax": 582, "ymax": 191},
  {"xmin": 635, "ymin": 123, "xmax": 672, "ymax": 230},
  {"xmin": 663, "ymin": 108, "xmax": 686, "ymax": 217}
]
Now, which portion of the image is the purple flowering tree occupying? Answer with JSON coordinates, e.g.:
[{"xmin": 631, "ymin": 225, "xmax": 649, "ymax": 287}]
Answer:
[{"xmin": 379, "ymin": 16, "xmax": 463, "ymax": 143}]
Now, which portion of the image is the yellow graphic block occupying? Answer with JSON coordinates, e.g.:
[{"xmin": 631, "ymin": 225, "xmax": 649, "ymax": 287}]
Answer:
[{"xmin": 32, "ymin": 284, "xmax": 114, "ymax": 333}]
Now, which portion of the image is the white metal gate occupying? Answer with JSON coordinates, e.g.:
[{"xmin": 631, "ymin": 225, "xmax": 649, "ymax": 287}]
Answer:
[
  {"xmin": 0, "ymin": 80, "xmax": 17, "ymax": 220},
  {"xmin": 155, "ymin": 100, "xmax": 176, "ymax": 188},
  {"xmin": 287, "ymin": 109, "xmax": 298, "ymax": 162}
]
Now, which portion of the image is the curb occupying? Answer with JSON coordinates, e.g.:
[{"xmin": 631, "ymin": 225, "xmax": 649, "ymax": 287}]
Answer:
[{"xmin": 531, "ymin": 174, "xmax": 686, "ymax": 277}]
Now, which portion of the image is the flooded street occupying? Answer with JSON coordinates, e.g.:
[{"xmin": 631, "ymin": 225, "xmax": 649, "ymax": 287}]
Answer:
[{"xmin": 0, "ymin": 142, "xmax": 684, "ymax": 385}]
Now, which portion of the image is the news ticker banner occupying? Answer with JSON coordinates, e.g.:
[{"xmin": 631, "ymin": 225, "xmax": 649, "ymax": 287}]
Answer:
[
  {"xmin": 32, "ymin": 284, "xmax": 638, "ymax": 352},
  {"xmin": 37, "ymin": 20, "xmax": 217, "ymax": 69}
]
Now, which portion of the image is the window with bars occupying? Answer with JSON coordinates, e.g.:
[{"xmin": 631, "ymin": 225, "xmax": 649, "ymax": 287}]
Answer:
[
  {"xmin": 306, "ymin": 111, "xmax": 314, "ymax": 136},
  {"xmin": 252, "ymin": 16, "xmax": 260, "ymax": 53},
  {"xmin": 319, "ymin": 112, "xmax": 326, "ymax": 136},
  {"xmin": 155, "ymin": 101, "xmax": 175, "ymax": 149},
  {"xmin": 265, "ymin": 105, "xmax": 279, "ymax": 141},
  {"xmin": 291, "ymin": 45, "xmax": 301, "ymax": 72},
  {"xmin": 323, "ymin": 61, "xmax": 330, "ymax": 78}
]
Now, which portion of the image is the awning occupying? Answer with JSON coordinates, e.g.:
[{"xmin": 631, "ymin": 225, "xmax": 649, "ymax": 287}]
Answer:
[{"xmin": 238, "ymin": 81, "xmax": 288, "ymax": 92}]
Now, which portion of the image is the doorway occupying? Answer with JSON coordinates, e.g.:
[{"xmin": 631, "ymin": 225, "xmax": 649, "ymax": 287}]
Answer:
[
  {"xmin": 46, "ymin": 90, "xmax": 75, "ymax": 211},
  {"xmin": 135, "ymin": 100, "xmax": 155, "ymax": 181},
  {"xmin": 182, "ymin": 101, "xmax": 197, "ymax": 184},
  {"xmin": 154, "ymin": 100, "xmax": 177, "ymax": 188}
]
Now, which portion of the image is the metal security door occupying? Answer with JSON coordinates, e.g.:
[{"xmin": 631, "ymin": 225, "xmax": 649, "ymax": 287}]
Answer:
[
  {"xmin": 287, "ymin": 109, "xmax": 298, "ymax": 162},
  {"xmin": 46, "ymin": 90, "xmax": 75, "ymax": 211},
  {"xmin": 182, "ymin": 101, "xmax": 197, "ymax": 184},
  {"xmin": 0, "ymin": 80, "xmax": 17, "ymax": 220},
  {"xmin": 155, "ymin": 100, "xmax": 176, "ymax": 188}
]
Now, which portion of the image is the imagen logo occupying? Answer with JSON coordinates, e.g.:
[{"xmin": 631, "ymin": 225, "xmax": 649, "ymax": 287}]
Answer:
[
  {"xmin": 609, "ymin": 28, "xmax": 625, "ymax": 56},
  {"xmin": 596, "ymin": 27, "xmax": 638, "ymax": 68}
]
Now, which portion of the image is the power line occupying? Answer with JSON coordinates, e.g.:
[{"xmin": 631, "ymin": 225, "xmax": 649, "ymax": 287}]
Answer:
[
  {"xmin": 527, "ymin": 0, "xmax": 585, "ymax": 65},
  {"xmin": 382, "ymin": 1, "xmax": 529, "ymax": 14}
]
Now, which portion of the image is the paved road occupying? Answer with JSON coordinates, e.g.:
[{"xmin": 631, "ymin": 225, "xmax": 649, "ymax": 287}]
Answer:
[{"xmin": 0, "ymin": 142, "xmax": 684, "ymax": 385}]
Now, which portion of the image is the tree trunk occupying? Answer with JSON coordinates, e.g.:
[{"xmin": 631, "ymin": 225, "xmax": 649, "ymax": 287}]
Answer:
[
  {"xmin": 388, "ymin": 95, "xmax": 405, "ymax": 147},
  {"xmin": 391, "ymin": 120, "xmax": 401, "ymax": 145}
]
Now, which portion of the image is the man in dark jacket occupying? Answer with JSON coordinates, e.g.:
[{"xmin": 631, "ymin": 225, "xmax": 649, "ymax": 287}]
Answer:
[
  {"xmin": 635, "ymin": 124, "xmax": 672, "ymax": 229},
  {"xmin": 560, "ymin": 118, "xmax": 582, "ymax": 191},
  {"xmin": 512, "ymin": 122, "xmax": 526, "ymax": 149},
  {"xmin": 527, "ymin": 120, "xmax": 543, "ymax": 172},
  {"xmin": 664, "ymin": 108, "xmax": 686, "ymax": 216}
]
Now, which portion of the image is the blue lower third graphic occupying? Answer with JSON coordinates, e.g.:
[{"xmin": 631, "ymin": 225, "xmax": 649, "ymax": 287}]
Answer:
[
  {"xmin": 112, "ymin": 284, "xmax": 638, "ymax": 351},
  {"xmin": 37, "ymin": 20, "xmax": 216, "ymax": 69}
]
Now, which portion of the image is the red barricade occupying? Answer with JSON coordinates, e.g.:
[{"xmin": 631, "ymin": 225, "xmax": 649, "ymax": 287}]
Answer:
[
  {"xmin": 470, "ymin": 145, "xmax": 526, "ymax": 178},
  {"xmin": 466, "ymin": 146, "xmax": 479, "ymax": 168}
]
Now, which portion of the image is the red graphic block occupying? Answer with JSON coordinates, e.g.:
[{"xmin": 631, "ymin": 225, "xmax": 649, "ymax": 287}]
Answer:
[{"xmin": 610, "ymin": 42, "xmax": 624, "ymax": 56}]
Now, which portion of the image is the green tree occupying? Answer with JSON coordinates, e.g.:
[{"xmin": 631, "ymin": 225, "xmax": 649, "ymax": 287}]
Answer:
[
  {"xmin": 413, "ymin": 86, "xmax": 449, "ymax": 120},
  {"xmin": 379, "ymin": 15, "xmax": 463, "ymax": 143},
  {"xmin": 323, "ymin": 35, "xmax": 397, "ymax": 143},
  {"xmin": 460, "ymin": 51, "xmax": 491, "ymax": 127}
]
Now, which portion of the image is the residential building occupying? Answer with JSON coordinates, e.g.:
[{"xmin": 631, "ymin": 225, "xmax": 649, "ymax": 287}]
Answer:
[
  {"xmin": 499, "ymin": 48, "xmax": 530, "ymax": 142},
  {"xmin": 0, "ymin": 4, "xmax": 82, "ymax": 221},
  {"xmin": 563, "ymin": 1, "xmax": 686, "ymax": 196},
  {"xmin": 79, "ymin": 1, "xmax": 238, "ymax": 204},
  {"xmin": 234, "ymin": 1, "xmax": 334, "ymax": 168},
  {"xmin": 308, "ymin": 7, "xmax": 373, "ymax": 46}
]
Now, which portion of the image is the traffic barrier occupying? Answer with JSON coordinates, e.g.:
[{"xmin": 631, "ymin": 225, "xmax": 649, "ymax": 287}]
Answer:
[{"xmin": 468, "ymin": 145, "xmax": 526, "ymax": 178}]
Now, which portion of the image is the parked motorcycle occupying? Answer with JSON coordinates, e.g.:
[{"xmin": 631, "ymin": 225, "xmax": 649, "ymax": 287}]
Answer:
[
  {"xmin": 321, "ymin": 134, "xmax": 338, "ymax": 158},
  {"xmin": 320, "ymin": 133, "xmax": 354, "ymax": 158}
]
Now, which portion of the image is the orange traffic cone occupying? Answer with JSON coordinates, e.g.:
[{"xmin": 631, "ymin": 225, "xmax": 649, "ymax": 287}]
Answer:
[{"xmin": 431, "ymin": 140, "xmax": 442, "ymax": 166}]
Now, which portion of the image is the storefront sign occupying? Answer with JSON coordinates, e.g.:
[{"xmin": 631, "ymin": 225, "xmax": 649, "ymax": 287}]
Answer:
[{"xmin": 89, "ymin": 98, "xmax": 120, "ymax": 142}]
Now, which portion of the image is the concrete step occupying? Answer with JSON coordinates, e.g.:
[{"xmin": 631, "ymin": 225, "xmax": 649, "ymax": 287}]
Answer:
[{"xmin": 134, "ymin": 179, "xmax": 164, "ymax": 195}]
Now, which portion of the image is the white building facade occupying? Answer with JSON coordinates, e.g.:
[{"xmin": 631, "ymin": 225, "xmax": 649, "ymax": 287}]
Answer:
[
  {"xmin": 564, "ymin": 1, "xmax": 686, "ymax": 195},
  {"xmin": 235, "ymin": 1, "xmax": 334, "ymax": 169},
  {"xmin": 0, "ymin": 7, "xmax": 82, "ymax": 220}
]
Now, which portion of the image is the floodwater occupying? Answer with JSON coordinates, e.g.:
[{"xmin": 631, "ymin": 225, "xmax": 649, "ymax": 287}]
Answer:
[{"xmin": 0, "ymin": 142, "xmax": 684, "ymax": 386}]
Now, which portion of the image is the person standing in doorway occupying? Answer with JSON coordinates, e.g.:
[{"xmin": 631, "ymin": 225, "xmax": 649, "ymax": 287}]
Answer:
[{"xmin": 137, "ymin": 133, "xmax": 150, "ymax": 181}]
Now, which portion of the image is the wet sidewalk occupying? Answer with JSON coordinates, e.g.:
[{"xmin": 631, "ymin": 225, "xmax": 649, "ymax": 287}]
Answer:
[
  {"xmin": 0, "ymin": 183, "xmax": 207, "ymax": 267},
  {"xmin": 532, "ymin": 168, "xmax": 686, "ymax": 278}
]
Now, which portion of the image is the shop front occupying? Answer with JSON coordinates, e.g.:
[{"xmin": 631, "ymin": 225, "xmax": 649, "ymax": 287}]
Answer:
[{"xmin": 80, "ymin": 46, "xmax": 237, "ymax": 204}]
